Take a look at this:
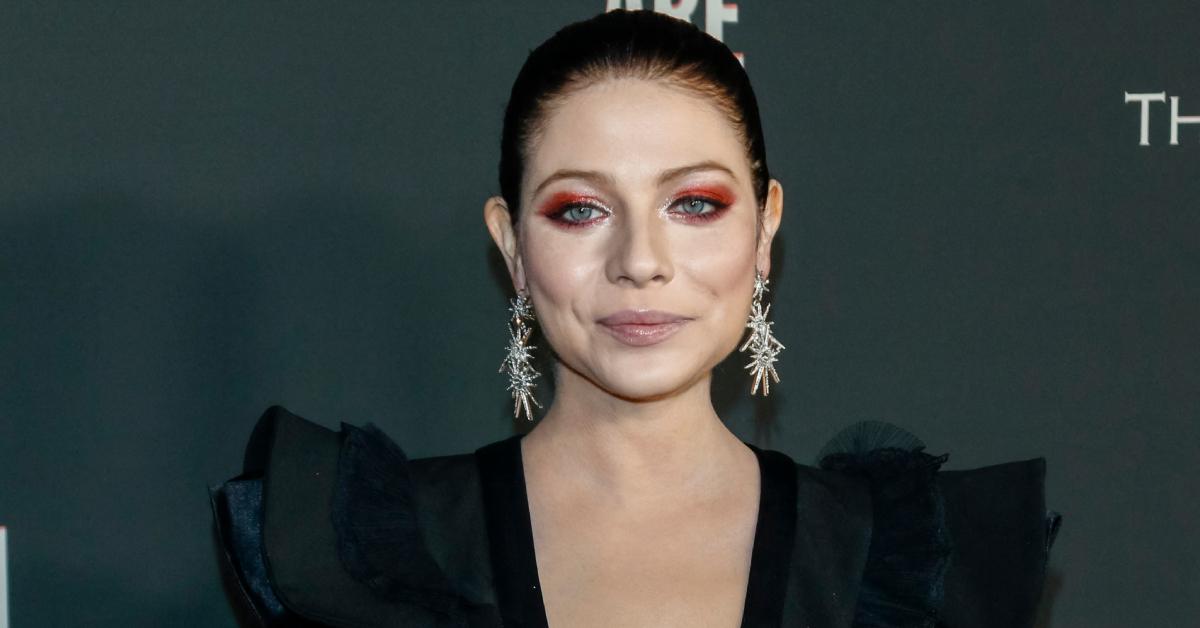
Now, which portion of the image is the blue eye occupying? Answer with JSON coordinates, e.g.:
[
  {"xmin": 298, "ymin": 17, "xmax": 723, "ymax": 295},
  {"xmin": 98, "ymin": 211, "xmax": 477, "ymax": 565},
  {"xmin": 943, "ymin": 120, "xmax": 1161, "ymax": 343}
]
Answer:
[
  {"xmin": 677, "ymin": 197, "xmax": 717, "ymax": 215},
  {"xmin": 559, "ymin": 205, "xmax": 601, "ymax": 222}
]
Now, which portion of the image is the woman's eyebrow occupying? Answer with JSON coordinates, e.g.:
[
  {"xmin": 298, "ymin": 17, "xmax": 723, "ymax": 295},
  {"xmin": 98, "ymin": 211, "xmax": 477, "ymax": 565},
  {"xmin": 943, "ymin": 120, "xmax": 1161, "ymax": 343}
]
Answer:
[
  {"xmin": 657, "ymin": 160, "xmax": 738, "ymax": 185},
  {"xmin": 532, "ymin": 160, "xmax": 738, "ymax": 197}
]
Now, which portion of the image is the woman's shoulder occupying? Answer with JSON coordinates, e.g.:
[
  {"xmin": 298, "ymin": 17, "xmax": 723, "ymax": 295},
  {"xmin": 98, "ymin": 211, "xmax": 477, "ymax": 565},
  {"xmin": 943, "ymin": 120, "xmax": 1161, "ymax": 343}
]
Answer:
[
  {"xmin": 798, "ymin": 420, "xmax": 1062, "ymax": 628},
  {"xmin": 209, "ymin": 404, "xmax": 501, "ymax": 627},
  {"xmin": 209, "ymin": 407, "xmax": 1061, "ymax": 628}
]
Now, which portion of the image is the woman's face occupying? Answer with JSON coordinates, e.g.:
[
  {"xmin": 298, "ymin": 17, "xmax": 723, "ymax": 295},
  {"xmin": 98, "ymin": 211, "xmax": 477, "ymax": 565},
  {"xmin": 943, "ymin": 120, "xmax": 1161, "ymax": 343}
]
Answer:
[{"xmin": 486, "ymin": 77, "xmax": 782, "ymax": 402}]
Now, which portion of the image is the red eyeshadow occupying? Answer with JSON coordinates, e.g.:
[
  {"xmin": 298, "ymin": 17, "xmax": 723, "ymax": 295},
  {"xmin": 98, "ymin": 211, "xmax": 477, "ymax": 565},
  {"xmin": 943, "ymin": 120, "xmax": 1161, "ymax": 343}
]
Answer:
[
  {"xmin": 538, "ymin": 191, "xmax": 601, "ymax": 214},
  {"xmin": 674, "ymin": 185, "xmax": 735, "ymax": 206}
]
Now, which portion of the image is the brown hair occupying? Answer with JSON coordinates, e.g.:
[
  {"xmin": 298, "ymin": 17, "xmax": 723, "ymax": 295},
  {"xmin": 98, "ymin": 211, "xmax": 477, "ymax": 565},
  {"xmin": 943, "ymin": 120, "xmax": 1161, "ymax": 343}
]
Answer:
[{"xmin": 498, "ymin": 9, "xmax": 770, "ymax": 222}]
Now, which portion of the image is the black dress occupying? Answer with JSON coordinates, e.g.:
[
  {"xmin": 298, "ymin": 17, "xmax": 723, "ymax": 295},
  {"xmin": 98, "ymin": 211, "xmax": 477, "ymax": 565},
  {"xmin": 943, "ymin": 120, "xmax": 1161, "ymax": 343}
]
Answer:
[{"xmin": 209, "ymin": 405, "xmax": 1061, "ymax": 628}]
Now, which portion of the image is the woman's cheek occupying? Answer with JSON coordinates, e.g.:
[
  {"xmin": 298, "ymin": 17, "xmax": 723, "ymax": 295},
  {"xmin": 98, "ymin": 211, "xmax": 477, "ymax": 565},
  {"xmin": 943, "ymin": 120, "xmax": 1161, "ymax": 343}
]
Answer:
[
  {"xmin": 675, "ymin": 221, "xmax": 756, "ymax": 285},
  {"xmin": 524, "ymin": 230, "xmax": 598, "ymax": 292},
  {"xmin": 521, "ymin": 230, "xmax": 605, "ymax": 346}
]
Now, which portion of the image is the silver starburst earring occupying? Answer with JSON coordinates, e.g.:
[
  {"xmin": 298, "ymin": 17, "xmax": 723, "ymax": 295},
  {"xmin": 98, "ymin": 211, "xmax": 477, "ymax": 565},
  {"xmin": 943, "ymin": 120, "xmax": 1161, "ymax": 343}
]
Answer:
[
  {"xmin": 499, "ymin": 291, "xmax": 542, "ymax": 421},
  {"xmin": 738, "ymin": 269, "xmax": 785, "ymax": 396}
]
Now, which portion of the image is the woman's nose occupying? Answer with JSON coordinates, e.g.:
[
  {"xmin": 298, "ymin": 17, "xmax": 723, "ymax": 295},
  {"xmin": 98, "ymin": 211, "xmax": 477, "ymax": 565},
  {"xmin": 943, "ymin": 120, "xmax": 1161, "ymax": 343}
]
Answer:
[{"xmin": 605, "ymin": 211, "xmax": 674, "ymax": 287}]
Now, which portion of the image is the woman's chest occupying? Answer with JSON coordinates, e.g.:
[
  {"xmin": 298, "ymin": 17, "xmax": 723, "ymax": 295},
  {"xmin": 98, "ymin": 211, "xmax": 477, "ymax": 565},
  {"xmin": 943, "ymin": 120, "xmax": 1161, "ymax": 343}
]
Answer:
[
  {"xmin": 537, "ymin": 560, "xmax": 751, "ymax": 628},
  {"xmin": 530, "ymin": 501, "xmax": 758, "ymax": 628}
]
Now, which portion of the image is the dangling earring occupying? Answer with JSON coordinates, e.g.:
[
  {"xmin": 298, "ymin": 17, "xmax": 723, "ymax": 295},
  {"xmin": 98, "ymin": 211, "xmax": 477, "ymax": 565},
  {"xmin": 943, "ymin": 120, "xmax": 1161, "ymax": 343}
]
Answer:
[
  {"xmin": 738, "ymin": 269, "xmax": 785, "ymax": 396},
  {"xmin": 499, "ymin": 291, "xmax": 542, "ymax": 421}
]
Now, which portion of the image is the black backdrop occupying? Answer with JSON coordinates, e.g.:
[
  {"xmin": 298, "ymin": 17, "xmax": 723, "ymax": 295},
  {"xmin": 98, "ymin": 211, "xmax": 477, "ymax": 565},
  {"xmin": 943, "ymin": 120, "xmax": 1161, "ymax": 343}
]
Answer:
[{"xmin": 1, "ymin": 1, "xmax": 1196, "ymax": 626}]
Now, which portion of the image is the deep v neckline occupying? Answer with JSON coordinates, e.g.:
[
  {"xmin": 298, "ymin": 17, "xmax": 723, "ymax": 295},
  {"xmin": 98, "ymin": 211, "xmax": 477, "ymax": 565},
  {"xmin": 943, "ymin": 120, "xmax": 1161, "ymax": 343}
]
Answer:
[{"xmin": 475, "ymin": 434, "xmax": 798, "ymax": 628}]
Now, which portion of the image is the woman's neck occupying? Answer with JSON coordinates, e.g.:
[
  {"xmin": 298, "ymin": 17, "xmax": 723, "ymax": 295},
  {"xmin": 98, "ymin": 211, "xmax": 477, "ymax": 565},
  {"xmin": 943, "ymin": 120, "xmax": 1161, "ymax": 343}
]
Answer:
[{"xmin": 520, "ymin": 365, "xmax": 748, "ymax": 509}]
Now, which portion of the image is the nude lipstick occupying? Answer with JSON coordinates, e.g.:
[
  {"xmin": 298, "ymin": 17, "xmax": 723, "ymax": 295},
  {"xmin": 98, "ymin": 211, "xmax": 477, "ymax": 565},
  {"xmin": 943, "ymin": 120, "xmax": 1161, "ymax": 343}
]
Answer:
[{"xmin": 596, "ymin": 310, "xmax": 692, "ymax": 347}]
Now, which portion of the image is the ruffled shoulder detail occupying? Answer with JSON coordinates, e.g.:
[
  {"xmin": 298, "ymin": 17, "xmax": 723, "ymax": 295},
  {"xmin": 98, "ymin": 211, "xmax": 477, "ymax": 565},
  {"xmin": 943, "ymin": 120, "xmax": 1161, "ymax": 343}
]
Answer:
[
  {"xmin": 331, "ymin": 421, "xmax": 468, "ymax": 619},
  {"xmin": 818, "ymin": 421, "xmax": 953, "ymax": 628}
]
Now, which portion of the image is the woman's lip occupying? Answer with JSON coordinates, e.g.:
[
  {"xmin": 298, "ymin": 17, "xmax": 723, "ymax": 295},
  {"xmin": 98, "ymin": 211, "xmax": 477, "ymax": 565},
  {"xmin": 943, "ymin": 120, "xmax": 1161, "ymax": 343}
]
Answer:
[
  {"xmin": 596, "ymin": 310, "xmax": 692, "ymax": 347},
  {"xmin": 598, "ymin": 321, "xmax": 689, "ymax": 347},
  {"xmin": 596, "ymin": 310, "xmax": 691, "ymax": 326}
]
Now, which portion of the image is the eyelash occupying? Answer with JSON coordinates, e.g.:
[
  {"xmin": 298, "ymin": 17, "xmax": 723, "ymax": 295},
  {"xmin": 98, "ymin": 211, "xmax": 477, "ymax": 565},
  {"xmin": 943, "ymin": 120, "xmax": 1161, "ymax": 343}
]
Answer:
[
  {"xmin": 548, "ymin": 195, "xmax": 730, "ymax": 228},
  {"xmin": 674, "ymin": 196, "xmax": 727, "ymax": 221}
]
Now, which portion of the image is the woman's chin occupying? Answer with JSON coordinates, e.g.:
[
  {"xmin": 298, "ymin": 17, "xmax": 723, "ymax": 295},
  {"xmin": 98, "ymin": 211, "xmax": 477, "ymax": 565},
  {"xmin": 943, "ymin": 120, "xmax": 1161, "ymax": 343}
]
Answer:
[{"xmin": 588, "ymin": 356, "xmax": 712, "ymax": 402}]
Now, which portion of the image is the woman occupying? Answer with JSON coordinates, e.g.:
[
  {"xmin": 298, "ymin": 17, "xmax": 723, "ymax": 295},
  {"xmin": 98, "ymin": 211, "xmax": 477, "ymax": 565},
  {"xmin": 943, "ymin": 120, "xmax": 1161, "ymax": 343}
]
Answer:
[{"xmin": 210, "ymin": 9, "xmax": 1060, "ymax": 628}]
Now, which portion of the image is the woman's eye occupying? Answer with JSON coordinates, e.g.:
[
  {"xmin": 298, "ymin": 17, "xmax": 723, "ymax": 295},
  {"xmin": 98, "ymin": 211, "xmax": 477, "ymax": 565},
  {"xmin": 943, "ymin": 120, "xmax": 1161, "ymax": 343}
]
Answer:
[
  {"xmin": 558, "ymin": 205, "xmax": 603, "ymax": 223},
  {"xmin": 676, "ymin": 197, "xmax": 719, "ymax": 216}
]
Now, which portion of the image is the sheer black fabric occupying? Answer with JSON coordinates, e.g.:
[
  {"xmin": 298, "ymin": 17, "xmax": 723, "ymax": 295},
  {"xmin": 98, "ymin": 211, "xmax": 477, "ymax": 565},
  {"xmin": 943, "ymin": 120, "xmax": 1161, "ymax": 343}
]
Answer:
[{"xmin": 209, "ymin": 405, "xmax": 1060, "ymax": 627}]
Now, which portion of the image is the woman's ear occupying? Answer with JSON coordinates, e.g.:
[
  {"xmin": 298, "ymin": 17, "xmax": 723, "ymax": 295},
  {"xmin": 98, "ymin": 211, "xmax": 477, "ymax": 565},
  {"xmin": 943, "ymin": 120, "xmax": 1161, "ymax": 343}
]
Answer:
[
  {"xmin": 756, "ymin": 179, "xmax": 784, "ymax": 276},
  {"xmin": 484, "ymin": 195, "xmax": 527, "ymax": 291}
]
